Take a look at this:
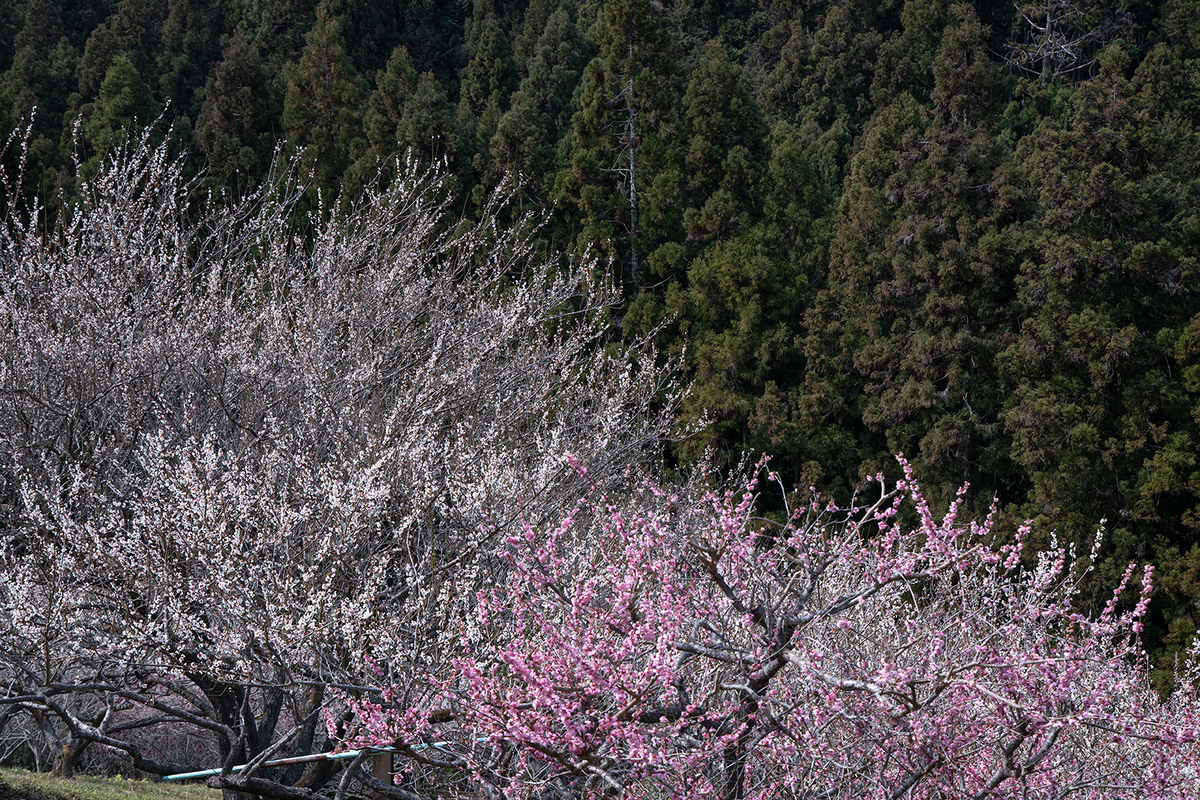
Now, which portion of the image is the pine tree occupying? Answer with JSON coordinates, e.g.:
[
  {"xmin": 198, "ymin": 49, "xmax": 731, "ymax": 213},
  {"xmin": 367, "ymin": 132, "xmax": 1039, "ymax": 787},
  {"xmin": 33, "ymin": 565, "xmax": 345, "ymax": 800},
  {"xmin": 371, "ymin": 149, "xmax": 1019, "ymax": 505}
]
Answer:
[
  {"xmin": 460, "ymin": 13, "xmax": 519, "ymax": 118},
  {"xmin": 317, "ymin": 0, "xmax": 401, "ymax": 76},
  {"xmin": 553, "ymin": 0, "xmax": 676, "ymax": 295},
  {"xmin": 513, "ymin": 0, "xmax": 558, "ymax": 70},
  {"xmin": 680, "ymin": 40, "xmax": 767, "ymax": 244},
  {"xmin": 0, "ymin": 1, "xmax": 21, "ymax": 77},
  {"xmin": 871, "ymin": 0, "xmax": 951, "ymax": 105},
  {"xmin": 281, "ymin": 2, "xmax": 368, "ymax": 199},
  {"xmin": 156, "ymin": 0, "xmax": 220, "ymax": 122},
  {"xmin": 392, "ymin": 0, "xmax": 467, "ymax": 94},
  {"xmin": 629, "ymin": 42, "xmax": 827, "ymax": 481},
  {"xmin": 757, "ymin": 0, "xmax": 890, "ymax": 199},
  {"xmin": 75, "ymin": 0, "xmax": 165, "ymax": 100},
  {"xmin": 3, "ymin": 0, "xmax": 80, "ymax": 199},
  {"xmin": 363, "ymin": 43, "xmax": 418, "ymax": 159},
  {"xmin": 81, "ymin": 53, "xmax": 159, "ymax": 159},
  {"xmin": 760, "ymin": 0, "xmax": 891, "ymax": 132},
  {"xmin": 243, "ymin": 0, "xmax": 318, "ymax": 70},
  {"xmin": 1163, "ymin": 0, "xmax": 1200, "ymax": 122},
  {"xmin": 490, "ymin": 4, "xmax": 590, "ymax": 194},
  {"xmin": 800, "ymin": 6, "xmax": 1018, "ymax": 502},
  {"xmin": 458, "ymin": 11, "xmax": 520, "ymax": 204},
  {"xmin": 994, "ymin": 42, "xmax": 1200, "ymax": 684},
  {"xmin": 196, "ymin": 28, "xmax": 280, "ymax": 193},
  {"xmin": 1001, "ymin": 46, "xmax": 1200, "ymax": 523},
  {"xmin": 362, "ymin": 45, "xmax": 460, "ymax": 175}
]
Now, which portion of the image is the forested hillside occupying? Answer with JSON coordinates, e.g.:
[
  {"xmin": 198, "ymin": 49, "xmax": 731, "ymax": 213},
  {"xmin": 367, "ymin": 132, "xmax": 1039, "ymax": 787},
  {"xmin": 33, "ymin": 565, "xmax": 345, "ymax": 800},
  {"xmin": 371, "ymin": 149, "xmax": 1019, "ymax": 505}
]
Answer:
[{"xmin": 4, "ymin": 0, "xmax": 1200, "ymax": 679}]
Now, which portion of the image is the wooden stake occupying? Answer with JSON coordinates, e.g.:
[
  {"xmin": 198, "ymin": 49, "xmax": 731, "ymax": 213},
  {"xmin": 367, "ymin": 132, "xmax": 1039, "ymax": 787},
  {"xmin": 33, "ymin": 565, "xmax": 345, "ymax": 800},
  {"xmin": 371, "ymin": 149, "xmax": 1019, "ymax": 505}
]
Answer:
[{"xmin": 371, "ymin": 750, "xmax": 393, "ymax": 800}]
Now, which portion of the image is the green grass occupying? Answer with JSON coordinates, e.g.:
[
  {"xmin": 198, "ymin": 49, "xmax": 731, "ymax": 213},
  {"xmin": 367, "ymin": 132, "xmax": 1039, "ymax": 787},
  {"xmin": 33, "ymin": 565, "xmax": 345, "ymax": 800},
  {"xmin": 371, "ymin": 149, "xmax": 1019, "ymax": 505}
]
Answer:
[{"xmin": 0, "ymin": 769, "xmax": 221, "ymax": 800}]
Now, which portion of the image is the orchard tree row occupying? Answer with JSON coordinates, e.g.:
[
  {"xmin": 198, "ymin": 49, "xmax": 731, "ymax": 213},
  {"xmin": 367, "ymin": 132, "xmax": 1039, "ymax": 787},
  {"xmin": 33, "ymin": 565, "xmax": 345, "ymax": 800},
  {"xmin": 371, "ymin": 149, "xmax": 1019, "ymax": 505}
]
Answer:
[{"xmin": 3, "ymin": 0, "xmax": 1200, "ymax": 721}]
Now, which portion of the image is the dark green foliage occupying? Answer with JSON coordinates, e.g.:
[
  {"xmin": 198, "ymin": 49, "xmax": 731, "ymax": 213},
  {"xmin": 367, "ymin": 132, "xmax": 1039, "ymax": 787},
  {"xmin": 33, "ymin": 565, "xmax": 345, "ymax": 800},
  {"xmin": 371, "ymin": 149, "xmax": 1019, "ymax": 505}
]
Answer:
[
  {"xmin": 461, "ymin": 14, "xmax": 519, "ymax": 117},
  {"xmin": 553, "ymin": 0, "xmax": 677, "ymax": 293},
  {"xmin": 680, "ymin": 40, "xmax": 767, "ymax": 242},
  {"xmin": 872, "ymin": 0, "xmax": 951, "ymax": 104},
  {"xmin": 1000, "ymin": 44, "xmax": 1200, "ymax": 532},
  {"xmin": 156, "ymin": 0, "xmax": 220, "ymax": 121},
  {"xmin": 241, "ymin": 0, "xmax": 318, "ymax": 70},
  {"xmin": 513, "ymin": 0, "xmax": 557, "ymax": 68},
  {"xmin": 1163, "ymin": 0, "xmax": 1200, "ymax": 122},
  {"xmin": 995, "ymin": 43, "xmax": 1200, "ymax": 678},
  {"xmin": 317, "ymin": 0, "xmax": 401, "ymax": 75},
  {"xmin": 626, "ymin": 40, "xmax": 831, "ymax": 485},
  {"xmin": 458, "ymin": 11, "xmax": 520, "ymax": 203},
  {"xmin": 281, "ymin": 2, "xmax": 368, "ymax": 198},
  {"xmin": 392, "ymin": 0, "xmax": 467, "ymax": 94},
  {"xmin": 760, "ymin": 0, "xmax": 890, "ymax": 131},
  {"xmin": 75, "ymin": 0, "xmax": 164, "ymax": 100},
  {"xmin": 196, "ymin": 28, "xmax": 279, "ymax": 192},
  {"xmin": 491, "ymin": 3, "xmax": 590, "ymax": 192},
  {"xmin": 0, "ymin": 1, "xmax": 23, "ymax": 76},
  {"xmin": 361, "ymin": 44, "xmax": 460, "ymax": 186},
  {"xmin": 802, "ymin": 6, "xmax": 1018, "ymax": 503},
  {"xmin": 4, "ymin": 0, "xmax": 80, "ymax": 198},
  {"xmin": 81, "ymin": 52, "xmax": 158, "ymax": 156}
]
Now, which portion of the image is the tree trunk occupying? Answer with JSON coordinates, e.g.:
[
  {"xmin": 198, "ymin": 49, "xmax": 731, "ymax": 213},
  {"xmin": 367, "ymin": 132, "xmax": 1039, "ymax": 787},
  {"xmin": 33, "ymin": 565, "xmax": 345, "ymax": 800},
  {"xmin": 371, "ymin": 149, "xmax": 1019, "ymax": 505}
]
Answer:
[
  {"xmin": 624, "ymin": 67, "xmax": 640, "ymax": 295},
  {"xmin": 51, "ymin": 737, "xmax": 90, "ymax": 778},
  {"xmin": 221, "ymin": 788, "xmax": 258, "ymax": 800}
]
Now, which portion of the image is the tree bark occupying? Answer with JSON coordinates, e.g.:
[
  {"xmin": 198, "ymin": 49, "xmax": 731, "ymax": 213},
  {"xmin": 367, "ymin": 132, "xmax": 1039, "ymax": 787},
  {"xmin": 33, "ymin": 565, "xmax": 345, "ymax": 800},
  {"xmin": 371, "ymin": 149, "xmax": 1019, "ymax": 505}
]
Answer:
[
  {"xmin": 623, "ymin": 64, "xmax": 640, "ymax": 295},
  {"xmin": 52, "ymin": 737, "xmax": 90, "ymax": 778}
]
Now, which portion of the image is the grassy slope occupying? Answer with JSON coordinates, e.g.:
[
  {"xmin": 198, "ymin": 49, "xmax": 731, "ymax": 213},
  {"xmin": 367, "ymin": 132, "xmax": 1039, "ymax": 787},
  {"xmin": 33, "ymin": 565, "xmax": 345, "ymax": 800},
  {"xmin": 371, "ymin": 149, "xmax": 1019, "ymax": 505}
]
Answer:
[{"xmin": 0, "ymin": 770, "xmax": 220, "ymax": 800}]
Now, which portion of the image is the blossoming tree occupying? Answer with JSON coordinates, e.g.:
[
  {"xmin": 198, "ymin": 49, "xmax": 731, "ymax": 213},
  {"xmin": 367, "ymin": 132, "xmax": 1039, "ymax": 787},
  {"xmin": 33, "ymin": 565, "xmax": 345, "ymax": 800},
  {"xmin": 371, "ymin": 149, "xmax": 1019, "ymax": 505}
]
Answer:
[
  {"xmin": 346, "ymin": 458, "xmax": 1200, "ymax": 800},
  {"xmin": 0, "ymin": 127, "xmax": 680, "ymax": 795}
]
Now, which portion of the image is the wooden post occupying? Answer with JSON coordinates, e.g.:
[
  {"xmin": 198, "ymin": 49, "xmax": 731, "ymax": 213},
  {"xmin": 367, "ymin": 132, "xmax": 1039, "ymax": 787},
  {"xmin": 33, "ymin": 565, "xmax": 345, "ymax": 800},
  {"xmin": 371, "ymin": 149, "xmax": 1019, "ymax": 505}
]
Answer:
[{"xmin": 371, "ymin": 751, "xmax": 393, "ymax": 800}]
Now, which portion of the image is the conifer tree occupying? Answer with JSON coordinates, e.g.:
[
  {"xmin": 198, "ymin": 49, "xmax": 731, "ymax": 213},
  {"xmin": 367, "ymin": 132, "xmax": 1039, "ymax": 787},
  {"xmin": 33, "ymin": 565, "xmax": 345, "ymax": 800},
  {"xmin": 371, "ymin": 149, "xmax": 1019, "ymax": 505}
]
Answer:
[
  {"xmin": 554, "ymin": 0, "xmax": 676, "ymax": 295},
  {"xmin": 460, "ymin": 13, "xmax": 519, "ymax": 119},
  {"xmin": 81, "ymin": 54, "xmax": 160, "ymax": 161},
  {"xmin": 490, "ymin": 4, "xmax": 590, "ymax": 195},
  {"xmin": 281, "ymin": 3, "xmax": 368, "ymax": 199},
  {"xmin": 75, "ymin": 0, "xmax": 165, "ymax": 100},
  {"xmin": 760, "ymin": 0, "xmax": 889, "ymax": 132},
  {"xmin": 2, "ymin": 0, "xmax": 79, "ymax": 197},
  {"xmin": 679, "ymin": 40, "xmax": 767, "ymax": 244},
  {"xmin": 458, "ymin": 11, "xmax": 520, "ymax": 203},
  {"xmin": 0, "ymin": 3, "xmax": 19, "ymax": 76},
  {"xmin": 512, "ymin": 0, "xmax": 558, "ymax": 69},
  {"xmin": 362, "ymin": 45, "xmax": 460, "ymax": 177},
  {"xmin": 999, "ymin": 44, "xmax": 1200, "ymax": 676},
  {"xmin": 242, "ymin": 0, "xmax": 318, "ymax": 71},
  {"xmin": 801, "ymin": 6, "xmax": 1017, "ymax": 501},
  {"xmin": 624, "ymin": 41, "xmax": 831, "ymax": 480},
  {"xmin": 392, "ymin": 0, "xmax": 467, "ymax": 93},
  {"xmin": 197, "ymin": 29, "xmax": 280, "ymax": 194},
  {"xmin": 317, "ymin": 0, "xmax": 400, "ymax": 76},
  {"xmin": 1163, "ymin": 0, "xmax": 1200, "ymax": 121},
  {"xmin": 872, "ymin": 0, "xmax": 951, "ymax": 105},
  {"xmin": 1001, "ymin": 43, "xmax": 1200, "ymax": 531},
  {"xmin": 757, "ymin": 1, "xmax": 889, "ymax": 201},
  {"xmin": 156, "ymin": 0, "xmax": 220, "ymax": 123}
]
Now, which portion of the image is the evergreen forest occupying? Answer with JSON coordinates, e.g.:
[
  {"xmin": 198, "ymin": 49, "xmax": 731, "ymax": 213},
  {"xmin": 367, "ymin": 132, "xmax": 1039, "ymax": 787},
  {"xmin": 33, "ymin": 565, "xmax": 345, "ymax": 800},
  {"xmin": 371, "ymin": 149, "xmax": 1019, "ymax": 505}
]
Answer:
[{"xmin": 4, "ymin": 0, "xmax": 1200, "ymax": 686}]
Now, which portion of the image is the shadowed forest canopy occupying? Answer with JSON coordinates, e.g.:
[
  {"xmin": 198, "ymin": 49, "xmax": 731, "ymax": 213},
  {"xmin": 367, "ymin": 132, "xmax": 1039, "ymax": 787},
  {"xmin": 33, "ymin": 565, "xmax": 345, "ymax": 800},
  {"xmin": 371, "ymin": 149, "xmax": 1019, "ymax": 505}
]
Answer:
[{"xmin": 3, "ymin": 0, "xmax": 1200, "ymax": 686}]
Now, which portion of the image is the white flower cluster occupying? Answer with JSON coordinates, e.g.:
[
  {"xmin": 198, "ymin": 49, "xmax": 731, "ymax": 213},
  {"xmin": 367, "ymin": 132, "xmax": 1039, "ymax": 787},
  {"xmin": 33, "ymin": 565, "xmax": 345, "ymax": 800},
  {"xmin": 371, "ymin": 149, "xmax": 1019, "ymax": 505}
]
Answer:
[{"xmin": 0, "ymin": 129, "xmax": 682, "ymax": 781}]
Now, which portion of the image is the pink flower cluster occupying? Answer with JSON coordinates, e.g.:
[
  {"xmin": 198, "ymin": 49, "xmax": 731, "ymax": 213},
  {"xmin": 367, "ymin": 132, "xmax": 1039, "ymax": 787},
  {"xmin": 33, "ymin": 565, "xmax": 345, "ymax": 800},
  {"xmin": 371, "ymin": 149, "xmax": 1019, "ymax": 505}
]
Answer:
[{"xmin": 345, "ymin": 458, "xmax": 1200, "ymax": 800}]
